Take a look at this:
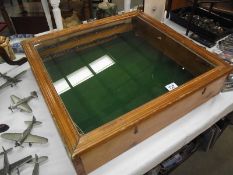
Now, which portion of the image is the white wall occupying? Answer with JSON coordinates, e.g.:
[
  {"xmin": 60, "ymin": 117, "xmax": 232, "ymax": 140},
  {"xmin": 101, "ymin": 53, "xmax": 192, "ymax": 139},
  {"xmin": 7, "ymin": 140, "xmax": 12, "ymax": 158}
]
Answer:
[
  {"xmin": 144, "ymin": 0, "xmax": 166, "ymax": 22},
  {"xmin": 112, "ymin": 0, "xmax": 143, "ymax": 11}
]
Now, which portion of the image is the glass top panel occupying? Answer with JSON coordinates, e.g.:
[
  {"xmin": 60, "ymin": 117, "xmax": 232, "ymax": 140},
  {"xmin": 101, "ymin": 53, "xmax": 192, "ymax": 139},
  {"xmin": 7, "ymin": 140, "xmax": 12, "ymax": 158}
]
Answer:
[{"xmin": 36, "ymin": 31, "xmax": 213, "ymax": 134}]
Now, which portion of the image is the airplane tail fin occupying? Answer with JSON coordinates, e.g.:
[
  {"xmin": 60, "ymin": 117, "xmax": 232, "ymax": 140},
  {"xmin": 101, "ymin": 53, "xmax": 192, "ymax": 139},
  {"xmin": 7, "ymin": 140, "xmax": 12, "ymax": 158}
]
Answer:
[
  {"xmin": 2, "ymin": 146, "xmax": 10, "ymax": 168},
  {"xmin": 30, "ymin": 91, "xmax": 38, "ymax": 98},
  {"xmin": 24, "ymin": 116, "xmax": 42, "ymax": 126},
  {"xmin": 0, "ymin": 147, "xmax": 13, "ymax": 156},
  {"xmin": 24, "ymin": 121, "xmax": 42, "ymax": 126},
  {"xmin": 2, "ymin": 146, "xmax": 6, "ymax": 152}
]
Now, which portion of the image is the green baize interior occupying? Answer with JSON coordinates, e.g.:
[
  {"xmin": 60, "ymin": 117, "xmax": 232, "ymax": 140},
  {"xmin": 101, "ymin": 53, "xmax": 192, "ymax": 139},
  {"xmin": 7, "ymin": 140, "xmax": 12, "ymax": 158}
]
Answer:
[{"xmin": 43, "ymin": 32, "xmax": 194, "ymax": 134}]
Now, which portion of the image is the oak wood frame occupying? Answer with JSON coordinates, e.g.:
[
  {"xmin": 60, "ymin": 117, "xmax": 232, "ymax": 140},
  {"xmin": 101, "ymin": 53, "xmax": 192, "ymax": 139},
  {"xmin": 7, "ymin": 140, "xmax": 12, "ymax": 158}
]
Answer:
[{"xmin": 22, "ymin": 11, "xmax": 232, "ymax": 174}]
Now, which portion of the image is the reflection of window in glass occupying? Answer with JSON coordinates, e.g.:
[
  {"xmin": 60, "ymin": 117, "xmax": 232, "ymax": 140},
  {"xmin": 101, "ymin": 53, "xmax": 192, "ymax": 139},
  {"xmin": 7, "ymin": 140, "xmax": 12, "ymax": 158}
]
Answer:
[
  {"xmin": 67, "ymin": 66, "xmax": 94, "ymax": 87},
  {"xmin": 54, "ymin": 55, "xmax": 115, "ymax": 93},
  {"xmin": 89, "ymin": 55, "xmax": 115, "ymax": 74},
  {"xmin": 54, "ymin": 78, "xmax": 71, "ymax": 95}
]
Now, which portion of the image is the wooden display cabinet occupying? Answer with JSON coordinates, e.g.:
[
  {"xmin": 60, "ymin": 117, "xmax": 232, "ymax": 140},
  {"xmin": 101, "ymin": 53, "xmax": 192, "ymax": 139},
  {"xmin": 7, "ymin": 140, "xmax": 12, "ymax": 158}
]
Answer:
[{"xmin": 22, "ymin": 11, "xmax": 232, "ymax": 174}]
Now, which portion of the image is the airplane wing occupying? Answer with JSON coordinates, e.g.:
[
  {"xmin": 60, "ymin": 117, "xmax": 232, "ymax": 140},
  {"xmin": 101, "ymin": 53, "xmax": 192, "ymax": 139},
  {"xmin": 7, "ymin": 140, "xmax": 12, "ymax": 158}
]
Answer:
[
  {"xmin": 9, "ymin": 155, "xmax": 32, "ymax": 172},
  {"xmin": 1, "ymin": 133, "xmax": 22, "ymax": 141},
  {"xmin": 28, "ymin": 156, "xmax": 48, "ymax": 164},
  {"xmin": 10, "ymin": 95, "xmax": 21, "ymax": 104},
  {"xmin": 17, "ymin": 103, "xmax": 32, "ymax": 113},
  {"xmin": 24, "ymin": 134, "xmax": 48, "ymax": 144},
  {"xmin": 0, "ymin": 82, "xmax": 11, "ymax": 90},
  {"xmin": 14, "ymin": 70, "xmax": 27, "ymax": 79},
  {"xmin": 1, "ymin": 133, "xmax": 48, "ymax": 144}
]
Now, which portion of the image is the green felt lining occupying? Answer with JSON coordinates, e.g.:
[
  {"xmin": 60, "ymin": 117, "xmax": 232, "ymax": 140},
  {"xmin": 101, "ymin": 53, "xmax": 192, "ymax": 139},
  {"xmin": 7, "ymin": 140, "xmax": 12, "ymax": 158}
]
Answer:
[{"xmin": 44, "ymin": 32, "xmax": 196, "ymax": 134}]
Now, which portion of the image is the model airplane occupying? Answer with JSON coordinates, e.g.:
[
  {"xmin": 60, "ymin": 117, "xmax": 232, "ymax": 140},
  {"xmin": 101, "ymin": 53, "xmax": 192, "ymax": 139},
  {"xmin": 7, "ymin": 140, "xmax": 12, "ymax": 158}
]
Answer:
[
  {"xmin": 8, "ymin": 91, "xmax": 38, "ymax": 113},
  {"xmin": 1, "ymin": 116, "xmax": 48, "ymax": 147},
  {"xmin": 28, "ymin": 154, "xmax": 48, "ymax": 175},
  {"xmin": 0, "ymin": 147, "xmax": 32, "ymax": 175},
  {"xmin": 0, "ymin": 70, "xmax": 27, "ymax": 90}
]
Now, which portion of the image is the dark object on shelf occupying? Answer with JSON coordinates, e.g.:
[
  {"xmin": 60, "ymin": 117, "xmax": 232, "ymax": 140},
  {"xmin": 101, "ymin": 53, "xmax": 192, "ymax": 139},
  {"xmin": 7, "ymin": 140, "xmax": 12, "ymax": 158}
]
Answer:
[
  {"xmin": 226, "ymin": 111, "xmax": 233, "ymax": 125},
  {"xmin": 201, "ymin": 124, "xmax": 221, "ymax": 151},
  {"xmin": 170, "ymin": 7, "xmax": 233, "ymax": 42},
  {"xmin": 190, "ymin": 33, "xmax": 216, "ymax": 48},
  {"xmin": 0, "ymin": 47, "xmax": 27, "ymax": 65},
  {"xmin": 200, "ymin": 1, "xmax": 233, "ymax": 20},
  {"xmin": 11, "ymin": 14, "xmax": 49, "ymax": 34},
  {"xmin": 166, "ymin": 0, "xmax": 232, "ymax": 36},
  {"xmin": 96, "ymin": 1, "xmax": 117, "ymax": 19},
  {"xmin": 0, "ymin": 0, "xmax": 15, "ymax": 34},
  {"xmin": 0, "ymin": 124, "xmax": 9, "ymax": 133},
  {"xmin": 159, "ymin": 141, "xmax": 200, "ymax": 175},
  {"xmin": 217, "ymin": 34, "xmax": 233, "ymax": 70},
  {"xmin": 0, "ymin": 0, "xmax": 50, "ymax": 34},
  {"xmin": 222, "ymin": 73, "xmax": 233, "ymax": 92}
]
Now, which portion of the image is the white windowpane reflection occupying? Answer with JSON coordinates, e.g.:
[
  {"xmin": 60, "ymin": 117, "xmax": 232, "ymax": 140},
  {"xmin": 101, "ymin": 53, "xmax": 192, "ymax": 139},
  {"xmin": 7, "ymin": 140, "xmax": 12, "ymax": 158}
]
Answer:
[
  {"xmin": 89, "ymin": 55, "xmax": 115, "ymax": 74},
  {"xmin": 54, "ymin": 55, "xmax": 115, "ymax": 94},
  {"xmin": 54, "ymin": 78, "xmax": 71, "ymax": 95},
  {"xmin": 67, "ymin": 66, "xmax": 94, "ymax": 87}
]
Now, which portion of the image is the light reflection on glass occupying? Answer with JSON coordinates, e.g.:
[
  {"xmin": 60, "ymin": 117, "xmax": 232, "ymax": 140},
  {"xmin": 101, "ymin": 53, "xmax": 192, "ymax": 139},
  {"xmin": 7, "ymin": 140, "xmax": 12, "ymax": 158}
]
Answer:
[
  {"xmin": 89, "ymin": 55, "xmax": 115, "ymax": 74},
  {"xmin": 67, "ymin": 66, "xmax": 94, "ymax": 87},
  {"xmin": 54, "ymin": 78, "xmax": 71, "ymax": 95},
  {"xmin": 53, "ymin": 55, "xmax": 115, "ymax": 94}
]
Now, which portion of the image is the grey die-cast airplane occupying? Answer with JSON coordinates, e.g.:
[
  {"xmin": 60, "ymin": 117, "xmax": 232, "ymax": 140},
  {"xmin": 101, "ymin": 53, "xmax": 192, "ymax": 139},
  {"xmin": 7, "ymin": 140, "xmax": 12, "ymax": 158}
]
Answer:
[
  {"xmin": 0, "ymin": 70, "xmax": 27, "ymax": 90},
  {"xmin": 8, "ymin": 91, "xmax": 38, "ymax": 113},
  {"xmin": 0, "ymin": 147, "xmax": 32, "ymax": 175},
  {"xmin": 1, "ymin": 116, "xmax": 48, "ymax": 147}
]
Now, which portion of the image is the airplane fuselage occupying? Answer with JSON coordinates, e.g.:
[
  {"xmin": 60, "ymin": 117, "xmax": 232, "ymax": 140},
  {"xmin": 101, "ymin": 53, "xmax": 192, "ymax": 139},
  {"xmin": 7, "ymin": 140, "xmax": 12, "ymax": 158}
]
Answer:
[
  {"xmin": 3, "ymin": 148, "xmax": 10, "ymax": 175},
  {"xmin": 0, "ymin": 74, "xmax": 17, "ymax": 83},
  {"xmin": 16, "ymin": 117, "xmax": 36, "ymax": 146},
  {"xmin": 33, "ymin": 162, "xmax": 39, "ymax": 175},
  {"xmin": 0, "ymin": 78, "xmax": 20, "ymax": 90},
  {"xmin": 18, "ymin": 123, "xmax": 34, "ymax": 146}
]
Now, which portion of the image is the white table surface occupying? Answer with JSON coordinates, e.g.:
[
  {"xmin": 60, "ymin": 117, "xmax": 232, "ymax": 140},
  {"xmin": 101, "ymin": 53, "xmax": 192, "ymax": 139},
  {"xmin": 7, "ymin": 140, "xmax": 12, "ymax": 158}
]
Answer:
[
  {"xmin": 0, "ymin": 19, "xmax": 232, "ymax": 175},
  {"xmin": 0, "ymin": 62, "xmax": 77, "ymax": 175}
]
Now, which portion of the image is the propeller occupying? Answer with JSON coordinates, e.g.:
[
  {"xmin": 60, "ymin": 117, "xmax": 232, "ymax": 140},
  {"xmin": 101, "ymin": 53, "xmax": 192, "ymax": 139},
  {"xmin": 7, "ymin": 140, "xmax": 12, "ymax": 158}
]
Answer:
[
  {"xmin": 8, "ymin": 106, "xmax": 13, "ymax": 112},
  {"xmin": 15, "ymin": 141, "xmax": 24, "ymax": 148}
]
